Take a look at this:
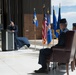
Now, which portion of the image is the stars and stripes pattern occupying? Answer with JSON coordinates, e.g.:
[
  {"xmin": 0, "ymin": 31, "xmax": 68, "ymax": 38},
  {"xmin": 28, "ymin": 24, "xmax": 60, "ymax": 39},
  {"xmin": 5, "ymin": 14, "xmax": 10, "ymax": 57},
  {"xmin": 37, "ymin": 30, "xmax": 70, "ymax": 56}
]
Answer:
[{"xmin": 42, "ymin": 14, "xmax": 47, "ymax": 44}]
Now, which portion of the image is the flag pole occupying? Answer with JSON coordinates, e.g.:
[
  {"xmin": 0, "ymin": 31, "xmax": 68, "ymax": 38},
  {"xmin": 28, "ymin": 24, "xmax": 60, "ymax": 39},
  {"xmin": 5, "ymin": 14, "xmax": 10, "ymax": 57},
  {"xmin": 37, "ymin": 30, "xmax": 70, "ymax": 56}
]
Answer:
[
  {"xmin": 53, "ymin": 6, "xmax": 54, "ymax": 46},
  {"xmin": 34, "ymin": 25, "xmax": 36, "ymax": 50},
  {"xmin": 52, "ymin": 30, "xmax": 54, "ymax": 46},
  {"xmin": 33, "ymin": 8, "xmax": 38, "ymax": 50},
  {"xmin": 47, "ymin": 8, "xmax": 49, "ymax": 48},
  {"xmin": 59, "ymin": 3, "xmax": 61, "ymax": 8},
  {"xmin": 33, "ymin": 8, "xmax": 36, "ymax": 50}
]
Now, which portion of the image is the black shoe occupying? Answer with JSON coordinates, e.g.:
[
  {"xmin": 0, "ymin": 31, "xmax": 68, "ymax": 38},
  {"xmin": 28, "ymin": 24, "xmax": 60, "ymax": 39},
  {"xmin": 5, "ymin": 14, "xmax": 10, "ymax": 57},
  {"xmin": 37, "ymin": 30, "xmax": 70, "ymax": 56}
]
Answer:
[
  {"xmin": 34, "ymin": 68, "xmax": 48, "ymax": 73},
  {"xmin": 34, "ymin": 67, "xmax": 50, "ymax": 73}
]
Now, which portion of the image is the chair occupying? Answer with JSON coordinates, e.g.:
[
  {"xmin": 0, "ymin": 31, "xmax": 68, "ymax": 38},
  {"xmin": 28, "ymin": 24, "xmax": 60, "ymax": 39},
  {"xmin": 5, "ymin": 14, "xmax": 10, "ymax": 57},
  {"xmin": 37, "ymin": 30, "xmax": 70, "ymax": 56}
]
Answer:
[
  {"xmin": 74, "ymin": 31, "xmax": 76, "ymax": 67},
  {"xmin": 71, "ymin": 31, "xmax": 76, "ymax": 71},
  {"xmin": 75, "ymin": 51, "xmax": 76, "ymax": 66},
  {"xmin": 47, "ymin": 31, "xmax": 76, "ymax": 75},
  {"xmin": 72, "ymin": 31, "xmax": 76, "ymax": 69}
]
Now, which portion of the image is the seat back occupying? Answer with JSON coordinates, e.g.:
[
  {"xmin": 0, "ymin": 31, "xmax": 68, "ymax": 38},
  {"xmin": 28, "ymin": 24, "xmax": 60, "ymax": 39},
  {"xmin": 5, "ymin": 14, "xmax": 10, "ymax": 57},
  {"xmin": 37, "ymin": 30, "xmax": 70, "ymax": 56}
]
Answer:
[
  {"xmin": 65, "ymin": 31, "xmax": 76, "ymax": 62},
  {"xmin": 65, "ymin": 31, "xmax": 74, "ymax": 51},
  {"xmin": 74, "ymin": 31, "xmax": 76, "ymax": 59},
  {"xmin": 48, "ymin": 31, "xmax": 76, "ymax": 63}
]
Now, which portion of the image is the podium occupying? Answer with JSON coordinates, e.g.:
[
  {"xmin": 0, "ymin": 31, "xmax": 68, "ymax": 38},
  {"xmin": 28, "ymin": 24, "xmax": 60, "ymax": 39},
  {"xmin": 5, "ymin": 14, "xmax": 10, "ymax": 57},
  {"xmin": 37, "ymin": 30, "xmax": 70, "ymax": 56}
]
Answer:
[{"xmin": 1, "ymin": 30, "xmax": 14, "ymax": 51}]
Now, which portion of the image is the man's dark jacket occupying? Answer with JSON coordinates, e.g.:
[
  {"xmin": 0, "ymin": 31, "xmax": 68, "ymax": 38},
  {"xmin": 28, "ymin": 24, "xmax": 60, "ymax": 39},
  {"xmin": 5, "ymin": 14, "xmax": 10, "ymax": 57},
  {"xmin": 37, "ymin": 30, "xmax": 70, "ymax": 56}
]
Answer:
[{"xmin": 56, "ymin": 28, "xmax": 69, "ymax": 46}]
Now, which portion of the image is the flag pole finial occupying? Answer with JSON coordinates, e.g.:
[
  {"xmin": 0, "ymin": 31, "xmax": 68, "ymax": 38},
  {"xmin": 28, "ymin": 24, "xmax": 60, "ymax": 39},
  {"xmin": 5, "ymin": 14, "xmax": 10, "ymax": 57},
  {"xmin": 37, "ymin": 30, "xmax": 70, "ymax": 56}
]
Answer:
[
  {"xmin": 43, "ymin": 4, "xmax": 45, "ymax": 8},
  {"xmin": 47, "ymin": 8, "xmax": 49, "ymax": 14},
  {"xmin": 53, "ymin": 5, "xmax": 54, "ymax": 9},
  {"xmin": 59, "ymin": 3, "xmax": 61, "ymax": 8},
  {"xmin": 34, "ymin": 8, "xmax": 36, "ymax": 11}
]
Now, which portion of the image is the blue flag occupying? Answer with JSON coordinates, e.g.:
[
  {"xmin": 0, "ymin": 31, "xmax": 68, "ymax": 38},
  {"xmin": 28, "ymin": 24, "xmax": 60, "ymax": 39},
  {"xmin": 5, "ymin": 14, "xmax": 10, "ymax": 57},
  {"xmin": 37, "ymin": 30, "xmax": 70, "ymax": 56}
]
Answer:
[
  {"xmin": 33, "ymin": 9, "xmax": 38, "ymax": 27},
  {"xmin": 47, "ymin": 14, "xmax": 50, "ymax": 26},
  {"xmin": 47, "ymin": 12, "xmax": 52, "ymax": 44},
  {"xmin": 47, "ymin": 28, "xmax": 52, "ymax": 44},
  {"xmin": 53, "ymin": 7, "xmax": 59, "ymax": 38},
  {"xmin": 57, "ymin": 4, "xmax": 61, "ymax": 29}
]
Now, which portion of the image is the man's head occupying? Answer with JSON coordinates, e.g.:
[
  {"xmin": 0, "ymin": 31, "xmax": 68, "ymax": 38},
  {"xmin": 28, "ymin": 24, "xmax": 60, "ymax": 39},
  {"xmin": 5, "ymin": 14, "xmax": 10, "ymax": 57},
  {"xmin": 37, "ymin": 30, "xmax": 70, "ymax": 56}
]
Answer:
[
  {"xmin": 73, "ymin": 23, "xmax": 76, "ymax": 30},
  {"xmin": 60, "ymin": 18, "xmax": 67, "ymax": 30}
]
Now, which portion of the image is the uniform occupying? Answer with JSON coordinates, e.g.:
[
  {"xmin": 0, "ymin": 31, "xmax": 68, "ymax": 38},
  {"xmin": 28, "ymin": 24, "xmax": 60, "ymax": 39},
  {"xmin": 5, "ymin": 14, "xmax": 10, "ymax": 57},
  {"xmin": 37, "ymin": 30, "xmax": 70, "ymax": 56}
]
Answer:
[{"xmin": 38, "ymin": 28, "xmax": 69, "ymax": 69}]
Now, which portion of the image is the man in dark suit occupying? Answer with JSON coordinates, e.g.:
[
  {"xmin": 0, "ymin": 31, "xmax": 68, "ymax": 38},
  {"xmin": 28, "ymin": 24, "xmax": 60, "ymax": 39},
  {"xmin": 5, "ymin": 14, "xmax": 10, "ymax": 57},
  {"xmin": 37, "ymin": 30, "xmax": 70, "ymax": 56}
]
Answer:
[
  {"xmin": 34, "ymin": 18, "xmax": 69, "ymax": 73},
  {"xmin": 7, "ymin": 21, "xmax": 18, "ymax": 50},
  {"xmin": 73, "ymin": 23, "xmax": 76, "ymax": 30}
]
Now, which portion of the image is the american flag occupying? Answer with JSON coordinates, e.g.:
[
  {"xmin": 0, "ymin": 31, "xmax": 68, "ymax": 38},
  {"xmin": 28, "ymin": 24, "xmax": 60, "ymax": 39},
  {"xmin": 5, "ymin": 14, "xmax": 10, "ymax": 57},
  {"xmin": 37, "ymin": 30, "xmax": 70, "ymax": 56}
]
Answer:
[{"xmin": 42, "ymin": 13, "xmax": 47, "ymax": 44}]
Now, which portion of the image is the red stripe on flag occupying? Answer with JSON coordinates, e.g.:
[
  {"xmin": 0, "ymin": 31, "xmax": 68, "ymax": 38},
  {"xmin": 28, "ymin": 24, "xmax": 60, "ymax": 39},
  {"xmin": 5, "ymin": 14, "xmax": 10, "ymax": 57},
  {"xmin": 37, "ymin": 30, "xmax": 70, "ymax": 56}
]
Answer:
[{"xmin": 42, "ymin": 20, "xmax": 47, "ymax": 44}]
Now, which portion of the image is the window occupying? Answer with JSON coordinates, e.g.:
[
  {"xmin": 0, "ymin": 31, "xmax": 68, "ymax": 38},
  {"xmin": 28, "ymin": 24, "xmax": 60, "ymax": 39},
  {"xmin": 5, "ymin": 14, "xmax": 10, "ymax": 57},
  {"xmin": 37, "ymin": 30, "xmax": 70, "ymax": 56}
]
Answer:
[{"xmin": 51, "ymin": 0, "xmax": 76, "ymax": 30}]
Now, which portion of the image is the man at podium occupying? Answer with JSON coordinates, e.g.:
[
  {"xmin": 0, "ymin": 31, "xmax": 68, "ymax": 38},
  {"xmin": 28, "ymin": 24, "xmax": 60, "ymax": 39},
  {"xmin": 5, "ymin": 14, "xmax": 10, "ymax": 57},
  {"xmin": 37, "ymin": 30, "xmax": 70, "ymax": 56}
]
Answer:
[{"xmin": 7, "ymin": 21, "xmax": 18, "ymax": 50}]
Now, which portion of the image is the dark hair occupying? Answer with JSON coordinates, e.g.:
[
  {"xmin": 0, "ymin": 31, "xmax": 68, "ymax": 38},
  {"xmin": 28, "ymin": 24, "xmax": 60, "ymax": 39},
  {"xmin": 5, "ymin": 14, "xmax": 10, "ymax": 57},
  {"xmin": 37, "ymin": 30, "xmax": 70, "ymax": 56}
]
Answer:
[
  {"xmin": 73, "ymin": 23, "xmax": 76, "ymax": 27},
  {"xmin": 60, "ymin": 18, "xmax": 67, "ymax": 24}
]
